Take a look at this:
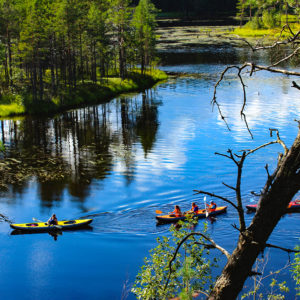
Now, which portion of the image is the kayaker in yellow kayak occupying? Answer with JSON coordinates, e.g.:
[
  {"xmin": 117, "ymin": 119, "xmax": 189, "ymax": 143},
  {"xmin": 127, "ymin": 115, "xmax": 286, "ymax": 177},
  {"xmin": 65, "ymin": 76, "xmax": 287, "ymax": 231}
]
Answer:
[{"xmin": 48, "ymin": 214, "xmax": 58, "ymax": 225}]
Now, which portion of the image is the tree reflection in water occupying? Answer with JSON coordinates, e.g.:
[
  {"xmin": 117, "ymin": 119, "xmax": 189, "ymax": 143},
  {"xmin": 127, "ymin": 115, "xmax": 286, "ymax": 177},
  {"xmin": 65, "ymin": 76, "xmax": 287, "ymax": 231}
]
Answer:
[{"xmin": 0, "ymin": 90, "xmax": 160, "ymax": 205}]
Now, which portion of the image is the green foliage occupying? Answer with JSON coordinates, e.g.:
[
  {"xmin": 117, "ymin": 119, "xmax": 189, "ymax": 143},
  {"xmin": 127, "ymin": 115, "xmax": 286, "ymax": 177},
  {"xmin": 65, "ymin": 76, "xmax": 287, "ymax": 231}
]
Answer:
[
  {"xmin": 0, "ymin": 103, "xmax": 25, "ymax": 116},
  {"xmin": 131, "ymin": 0, "xmax": 158, "ymax": 73},
  {"xmin": 0, "ymin": 0, "xmax": 164, "ymax": 115},
  {"xmin": 0, "ymin": 70, "xmax": 166, "ymax": 117},
  {"xmin": 262, "ymin": 10, "xmax": 279, "ymax": 29},
  {"xmin": 241, "ymin": 254, "xmax": 296, "ymax": 300},
  {"xmin": 0, "ymin": 141, "xmax": 4, "ymax": 152},
  {"xmin": 236, "ymin": 0, "xmax": 300, "ymax": 30},
  {"xmin": 132, "ymin": 218, "xmax": 218, "ymax": 300},
  {"xmin": 247, "ymin": 15, "xmax": 262, "ymax": 29},
  {"xmin": 292, "ymin": 246, "xmax": 300, "ymax": 295}
]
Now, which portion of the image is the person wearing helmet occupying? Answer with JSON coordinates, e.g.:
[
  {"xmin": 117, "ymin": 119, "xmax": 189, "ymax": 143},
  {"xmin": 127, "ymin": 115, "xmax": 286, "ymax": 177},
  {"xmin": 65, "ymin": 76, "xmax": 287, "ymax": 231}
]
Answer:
[
  {"xmin": 48, "ymin": 213, "xmax": 58, "ymax": 225},
  {"xmin": 207, "ymin": 201, "xmax": 217, "ymax": 212}
]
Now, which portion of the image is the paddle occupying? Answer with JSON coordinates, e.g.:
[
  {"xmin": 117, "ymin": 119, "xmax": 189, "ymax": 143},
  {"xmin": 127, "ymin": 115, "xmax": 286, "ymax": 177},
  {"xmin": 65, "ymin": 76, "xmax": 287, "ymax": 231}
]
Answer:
[
  {"xmin": 33, "ymin": 217, "xmax": 62, "ymax": 229},
  {"xmin": 204, "ymin": 196, "xmax": 209, "ymax": 217},
  {"xmin": 155, "ymin": 210, "xmax": 163, "ymax": 214}
]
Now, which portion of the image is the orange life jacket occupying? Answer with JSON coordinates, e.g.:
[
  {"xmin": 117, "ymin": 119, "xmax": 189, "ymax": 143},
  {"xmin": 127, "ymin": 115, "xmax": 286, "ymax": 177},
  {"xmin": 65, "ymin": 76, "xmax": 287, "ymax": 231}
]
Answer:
[{"xmin": 172, "ymin": 207, "xmax": 181, "ymax": 217}]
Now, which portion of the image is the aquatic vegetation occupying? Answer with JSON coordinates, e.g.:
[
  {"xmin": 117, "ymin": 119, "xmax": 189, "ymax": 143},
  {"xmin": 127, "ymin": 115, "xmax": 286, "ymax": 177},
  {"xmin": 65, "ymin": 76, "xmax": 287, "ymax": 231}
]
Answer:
[{"xmin": 0, "ymin": 149, "xmax": 71, "ymax": 190}]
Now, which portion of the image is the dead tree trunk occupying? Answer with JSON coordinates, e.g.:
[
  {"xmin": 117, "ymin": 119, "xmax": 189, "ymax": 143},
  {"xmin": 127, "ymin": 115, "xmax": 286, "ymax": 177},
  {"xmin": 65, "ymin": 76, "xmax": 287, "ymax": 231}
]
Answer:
[{"xmin": 209, "ymin": 129, "xmax": 300, "ymax": 299}]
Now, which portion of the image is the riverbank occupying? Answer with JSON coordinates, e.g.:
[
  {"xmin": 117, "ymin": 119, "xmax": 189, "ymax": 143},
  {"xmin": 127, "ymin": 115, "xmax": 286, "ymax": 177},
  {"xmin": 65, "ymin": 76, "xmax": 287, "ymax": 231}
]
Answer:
[{"xmin": 0, "ymin": 69, "xmax": 167, "ymax": 118}]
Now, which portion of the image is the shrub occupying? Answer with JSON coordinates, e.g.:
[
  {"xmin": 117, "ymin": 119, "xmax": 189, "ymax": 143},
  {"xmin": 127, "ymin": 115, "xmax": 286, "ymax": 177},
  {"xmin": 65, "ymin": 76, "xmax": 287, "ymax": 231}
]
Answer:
[
  {"xmin": 262, "ymin": 10, "xmax": 279, "ymax": 29},
  {"xmin": 247, "ymin": 15, "xmax": 262, "ymax": 30},
  {"xmin": 132, "ymin": 218, "xmax": 217, "ymax": 299}
]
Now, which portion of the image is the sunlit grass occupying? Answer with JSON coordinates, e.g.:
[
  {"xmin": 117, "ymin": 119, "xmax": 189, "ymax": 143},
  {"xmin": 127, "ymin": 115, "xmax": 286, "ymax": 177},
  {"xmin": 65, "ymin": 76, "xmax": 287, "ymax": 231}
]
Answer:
[
  {"xmin": 0, "ymin": 103, "xmax": 25, "ymax": 117},
  {"xmin": 104, "ymin": 78, "xmax": 139, "ymax": 92},
  {"xmin": 233, "ymin": 21, "xmax": 300, "ymax": 38},
  {"xmin": 0, "ymin": 68, "xmax": 167, "ymax": 117}
]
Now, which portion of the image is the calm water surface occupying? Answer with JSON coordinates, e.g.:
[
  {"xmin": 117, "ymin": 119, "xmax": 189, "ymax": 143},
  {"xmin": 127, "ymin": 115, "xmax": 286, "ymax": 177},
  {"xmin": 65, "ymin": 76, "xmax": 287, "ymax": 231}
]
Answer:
[{"xmin": 0, "ymin": 46, "xmax": 300, "ymax": 299}]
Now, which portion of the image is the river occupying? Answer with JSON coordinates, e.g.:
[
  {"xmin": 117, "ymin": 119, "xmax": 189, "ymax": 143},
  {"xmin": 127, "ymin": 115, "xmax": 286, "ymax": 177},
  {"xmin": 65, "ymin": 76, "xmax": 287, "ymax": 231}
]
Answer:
[{"xmin": 0, "ymin": 41, "xmax": 299, "ymax": 299}]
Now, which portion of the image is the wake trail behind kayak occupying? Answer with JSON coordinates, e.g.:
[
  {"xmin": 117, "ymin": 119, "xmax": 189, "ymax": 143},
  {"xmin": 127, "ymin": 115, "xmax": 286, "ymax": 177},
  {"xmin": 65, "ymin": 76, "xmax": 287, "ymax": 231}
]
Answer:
[
  {"xmin": 0, "ymin": 212, "xmax": 13, "ymax": 224},
  {"xmin": 82, "ymin": 208, "xmax": 170, "ymax": 235}
]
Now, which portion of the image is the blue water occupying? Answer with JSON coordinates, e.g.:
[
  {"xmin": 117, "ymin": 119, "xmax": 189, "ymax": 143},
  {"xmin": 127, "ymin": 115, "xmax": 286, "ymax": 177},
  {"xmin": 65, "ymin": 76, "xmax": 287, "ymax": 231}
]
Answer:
[{"xmin": 0, "ymin": 46, "xmax": 300, "ymax": 299}]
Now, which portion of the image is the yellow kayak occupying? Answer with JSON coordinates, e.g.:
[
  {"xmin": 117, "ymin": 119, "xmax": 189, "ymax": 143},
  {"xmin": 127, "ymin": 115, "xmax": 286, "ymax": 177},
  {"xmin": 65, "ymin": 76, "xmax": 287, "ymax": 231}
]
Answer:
[{"xmin": 10, "ymin": 219, "xmax": 93, "ymax": 232}]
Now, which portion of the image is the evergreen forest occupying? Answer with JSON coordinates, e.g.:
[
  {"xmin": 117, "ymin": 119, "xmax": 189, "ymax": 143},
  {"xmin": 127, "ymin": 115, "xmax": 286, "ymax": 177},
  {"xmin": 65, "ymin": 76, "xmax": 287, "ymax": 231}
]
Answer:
[{"xmin": 0, "ymin": 0, "xmax": 160, "ymax": 115}]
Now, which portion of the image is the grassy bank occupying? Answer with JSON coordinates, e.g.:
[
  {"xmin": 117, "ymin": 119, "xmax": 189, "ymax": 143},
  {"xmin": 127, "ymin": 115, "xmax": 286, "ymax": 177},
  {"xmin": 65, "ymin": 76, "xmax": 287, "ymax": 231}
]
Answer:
[
  {"xmin": 0, "ymin": 69, "xmax": 167, "ymax": 118},
  {"xmin": 232, "ymin": 14, "xmax": 300, "ymax": 39},
  {"xmin": 233, "ymin": 23, "xmax": 300, "ymax": 38}
]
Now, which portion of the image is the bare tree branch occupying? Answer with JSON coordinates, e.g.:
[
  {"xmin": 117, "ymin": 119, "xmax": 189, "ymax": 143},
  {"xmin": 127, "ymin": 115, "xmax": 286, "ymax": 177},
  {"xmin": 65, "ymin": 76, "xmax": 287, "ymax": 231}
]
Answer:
[
  {"xmin": 193, "ymin": 190, "xmax": 238, "ymax": 210},
  {"xmin": 222, "ymin": 182, "xmax": 236, "ymax": 191},
  {"xmin": 246, "ymin": 62, "xmax": 300, "ymax": 77},
  {"xmin": 249, "ymin": 271, "xmax": 262, "ymax": 276},
  {"xmin": 270, "ymin": 46, "xmax": 300, "ymax": 67},
  {"xmin": 215, "ymin": 149, "xmax": 238, "ymax": 165},
  {"xmin": 212, "ymin": 26, "xmax": 300, "ymax": 138},
  {"xmin": 265, "ymin": 243, "xmax": 300, "ymax": 254},
  {"xmin": 292, "ymin": 81, "xmax": 300, "ymax": 90}
]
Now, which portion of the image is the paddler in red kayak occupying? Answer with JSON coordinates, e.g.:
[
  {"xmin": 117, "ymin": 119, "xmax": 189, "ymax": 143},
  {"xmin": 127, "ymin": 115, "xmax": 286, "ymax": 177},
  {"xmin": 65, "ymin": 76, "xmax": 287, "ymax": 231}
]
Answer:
[
  {"xmin": 206, "ymin": 201, "xmax": 217, "ymax": 212},
  {"xmin": 189, "ymin": 202, "xmax": 199, "ymax": 214},
  {"xmin": 169, "ymin": 205, "xmax": 182, "ymax": 217}
]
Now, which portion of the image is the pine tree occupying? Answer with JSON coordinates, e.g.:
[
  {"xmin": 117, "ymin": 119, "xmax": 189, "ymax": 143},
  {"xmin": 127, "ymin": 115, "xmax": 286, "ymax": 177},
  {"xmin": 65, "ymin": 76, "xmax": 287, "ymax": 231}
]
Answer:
[{"xmin": 132, "ymin": 0, "xmax": 158, "ymax": 74}]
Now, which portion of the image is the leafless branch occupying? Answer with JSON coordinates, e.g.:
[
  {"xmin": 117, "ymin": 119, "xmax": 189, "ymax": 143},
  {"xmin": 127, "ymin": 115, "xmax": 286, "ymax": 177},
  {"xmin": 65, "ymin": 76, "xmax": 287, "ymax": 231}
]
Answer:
[
  {"xmin": 193, "ymin": 190, "xmax": 238, "ymax": 210},
  {"xmin": 265, "ymin": 164, "xmax": 271, "ymax": 179},
  {"xmin": 222, "ymin": 182, "xmax": 236, "ymax": 191},
  {"xmin": 237, "ymin": 70, "xmax": 253, "ymax": 138},
  {"xmin": 247, "ymin": 62, "xmax": 300, "ymax": 77},
  {"xmin": 292, "ymin": 81, "xmax": 300, "ymax": 90},
  {"xmin": 249, "ymin": 271, "xmax": 263, "ymax": 276},
  {"xmin": 269, "ymin": 128, "xmax": 289, "ymax": 155},
  {"xmin": 195, "ymin": 242, "xmax": 219, "ymax": 249},
  {"xmin": 251, "ymin": 191, "xmax": 261, "ymax": 197},
  {"xmin": 212, "ymin": 27, "xmax": 300, "ymax": 138},
  {"xmin": 215, "ymin": 149, "xmax": 238, "ymax": 165},
  {"xmin": 265, "ymin": 243, "xmax": 300, "ymax": 254},
  {"xmin": 252, "ymin": 28, "xmax": 300, "ymax": 51},
  {"xmin": 270, "ymin": 46, "xmax": 300, "ymax": 67}
]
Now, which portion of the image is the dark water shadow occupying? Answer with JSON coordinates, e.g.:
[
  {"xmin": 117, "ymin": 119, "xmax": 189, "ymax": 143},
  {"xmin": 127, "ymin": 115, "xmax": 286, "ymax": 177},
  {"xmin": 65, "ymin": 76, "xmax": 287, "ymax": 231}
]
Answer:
[{"xmin": 11, "ymin": 226, "xmax": 93, "ymax": 241}]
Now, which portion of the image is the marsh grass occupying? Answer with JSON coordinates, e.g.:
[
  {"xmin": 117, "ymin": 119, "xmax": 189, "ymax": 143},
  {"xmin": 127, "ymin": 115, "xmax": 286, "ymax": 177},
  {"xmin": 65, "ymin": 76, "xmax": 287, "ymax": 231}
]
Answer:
[{"xmin": 234, "ymin": 23, "xmax": 300, "ymax": 38}]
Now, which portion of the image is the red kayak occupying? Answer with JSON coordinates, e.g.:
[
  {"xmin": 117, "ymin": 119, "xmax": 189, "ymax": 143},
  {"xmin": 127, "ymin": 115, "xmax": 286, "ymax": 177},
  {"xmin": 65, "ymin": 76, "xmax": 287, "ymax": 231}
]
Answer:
[
  {"xmin": 156, "ymin": 206, "xmax": 227, "ymax": 224},
  {"xmin": 246, "ymin": 200, "xmax": 300, "ymax": 212}
]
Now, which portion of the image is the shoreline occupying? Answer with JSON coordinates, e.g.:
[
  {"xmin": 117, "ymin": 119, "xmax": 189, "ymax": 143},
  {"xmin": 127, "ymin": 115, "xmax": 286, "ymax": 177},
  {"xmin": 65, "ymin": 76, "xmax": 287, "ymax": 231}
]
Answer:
[{"xmin": 0, "ymin": 69, "xmax": 168, "ymax": 119}]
